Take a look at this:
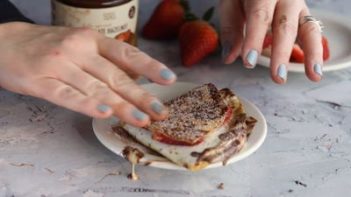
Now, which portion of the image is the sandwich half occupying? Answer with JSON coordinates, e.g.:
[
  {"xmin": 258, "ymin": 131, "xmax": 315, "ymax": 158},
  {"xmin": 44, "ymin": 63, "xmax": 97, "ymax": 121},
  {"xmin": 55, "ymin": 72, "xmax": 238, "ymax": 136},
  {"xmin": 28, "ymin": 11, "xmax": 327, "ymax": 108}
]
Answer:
[{"xmin": 123, "ymin": 83, "xmax": 257, "ymax": 171}]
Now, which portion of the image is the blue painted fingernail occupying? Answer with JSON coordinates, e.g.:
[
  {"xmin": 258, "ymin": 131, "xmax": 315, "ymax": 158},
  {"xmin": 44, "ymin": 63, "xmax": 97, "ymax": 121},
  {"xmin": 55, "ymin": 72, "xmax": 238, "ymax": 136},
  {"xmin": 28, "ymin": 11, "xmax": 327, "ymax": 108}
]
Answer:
[
  {"xmin": 246, "ymin": 49, "xmax": 258, "ymax": 69},
  {"xmin": 160, "ymin": 69, "xmax": 176, "ymax": 81},
  {"xmin": 222, "ymin": 41, "xmax": 232, "ymax": 62},
  {"xmin": 151, "ymin": 100, "xmax": 164, "ymax": 115},
  {"xmin": 132, "ymin": 109, "xmax": 148, "ymax": 121},
  {"xmin": 278, "ymin": 64, "xmax": 287, "ymax": 82},
  {"xmin": 97, "ymin": 104, "xmax": 111, "ymax": 113},
  {"xmin": 314, "ymin": 64, "xmax": 323, "ymax": 76}
]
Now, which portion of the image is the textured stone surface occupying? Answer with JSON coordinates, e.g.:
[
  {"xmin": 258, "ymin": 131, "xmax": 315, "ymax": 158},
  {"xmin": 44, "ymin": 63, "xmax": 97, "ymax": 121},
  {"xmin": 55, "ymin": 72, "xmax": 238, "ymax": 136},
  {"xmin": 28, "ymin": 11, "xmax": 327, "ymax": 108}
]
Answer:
[{"xmin": 1, "ymin": 0, "xmax": 351, "ymax": 196}]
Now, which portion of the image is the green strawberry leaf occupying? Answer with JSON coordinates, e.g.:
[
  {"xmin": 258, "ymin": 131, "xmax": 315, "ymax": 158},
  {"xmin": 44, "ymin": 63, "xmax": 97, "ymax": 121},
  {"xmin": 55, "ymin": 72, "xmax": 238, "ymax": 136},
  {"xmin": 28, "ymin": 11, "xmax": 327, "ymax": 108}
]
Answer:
[
  {"xmin": 202, "ymin": 7, "xmax": 215, "ymax": 21},
  {"xmin": 181, "ymin": 0, "xmax": 199, "ymax": 21},
  {"xmin": 180, "ymin": 0, "xmax": 190, "ymax": 12},
  {"xmin": 185, "ymin": 12, "xmax": 198, "ymax": 21}
]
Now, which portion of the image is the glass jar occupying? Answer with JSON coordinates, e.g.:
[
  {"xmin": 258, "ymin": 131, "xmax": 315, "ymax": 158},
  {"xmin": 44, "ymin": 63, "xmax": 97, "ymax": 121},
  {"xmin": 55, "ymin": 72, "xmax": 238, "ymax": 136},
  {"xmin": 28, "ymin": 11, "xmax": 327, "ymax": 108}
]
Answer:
[{"xmin": 52, "ymin": 0, "xmax": 138, "ymax": 46}]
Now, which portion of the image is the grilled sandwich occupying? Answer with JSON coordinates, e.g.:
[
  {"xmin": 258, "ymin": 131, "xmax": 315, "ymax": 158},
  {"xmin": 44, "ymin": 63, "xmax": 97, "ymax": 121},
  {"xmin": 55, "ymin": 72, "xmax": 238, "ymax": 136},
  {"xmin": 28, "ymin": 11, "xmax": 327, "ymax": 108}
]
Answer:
[{"xmin": 123, "ymin": 84, "xmax": 256, "ymax": 171}]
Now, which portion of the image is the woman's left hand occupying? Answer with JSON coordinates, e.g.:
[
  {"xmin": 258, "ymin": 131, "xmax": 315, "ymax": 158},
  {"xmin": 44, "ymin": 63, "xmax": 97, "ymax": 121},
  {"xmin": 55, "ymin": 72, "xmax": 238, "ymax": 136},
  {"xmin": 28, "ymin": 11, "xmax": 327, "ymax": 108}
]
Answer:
[{"xmin": 220, "ymin": 0, "xmax": 323, "ymax": 84}]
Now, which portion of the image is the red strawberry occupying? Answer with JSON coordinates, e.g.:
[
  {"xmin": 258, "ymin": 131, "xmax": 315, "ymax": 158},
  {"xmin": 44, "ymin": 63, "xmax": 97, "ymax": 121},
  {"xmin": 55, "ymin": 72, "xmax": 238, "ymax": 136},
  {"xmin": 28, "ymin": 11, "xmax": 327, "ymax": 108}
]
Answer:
[
  {"xmin": 262, "ymin": 32, "xmax": 330, "ymax": 63},
  {"xmin": 179, "ymin": 20, "xmax": 218, "ymax": 66},
  {"xmin": 290, "ymin": 44, "xmax": 305, "ymax": 63},
  {"xmin": 290, "ymin": 36, "xmax": 330, "ymax": 63},
  {"xmin": 263, "ymin": 32, "xmax": 273, "ymax": 49},
  {"xmin": 142, "ymin": 0, "xmax": 187, "ymax": 40},
  {"xmin": 322, "ymin": 36, "xmax": 330, "ymax": 61},
  {"xmin": 261, "ymin": 32, "xmax": 273, "ymax": 58},
  {"xmin": 179, "ymin": 7, "xmax": 218, "ymax": 67}
]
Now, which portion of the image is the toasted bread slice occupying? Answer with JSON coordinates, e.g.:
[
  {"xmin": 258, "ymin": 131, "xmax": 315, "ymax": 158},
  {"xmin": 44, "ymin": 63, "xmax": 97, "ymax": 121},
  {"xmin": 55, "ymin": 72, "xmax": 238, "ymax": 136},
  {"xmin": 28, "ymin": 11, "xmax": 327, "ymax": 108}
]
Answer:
[
  {"xmin": 123, "ymin": 85, "xmax": 257, "ymax": 171},
  {"xmin": 147, "ymin": 83, "xmax": 231, "ymax": 146}
]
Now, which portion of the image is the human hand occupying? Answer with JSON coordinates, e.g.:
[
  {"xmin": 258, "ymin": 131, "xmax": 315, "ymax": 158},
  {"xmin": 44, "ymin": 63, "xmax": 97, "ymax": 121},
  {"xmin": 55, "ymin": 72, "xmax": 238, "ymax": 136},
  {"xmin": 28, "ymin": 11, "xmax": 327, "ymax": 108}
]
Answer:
[
  {"xmin": 0, "ymin": 22, "xmax": 177, "ymax": 127},
  {"xmin": 220, "ymin": 0, "xmax": 323, "ymax": 83}
]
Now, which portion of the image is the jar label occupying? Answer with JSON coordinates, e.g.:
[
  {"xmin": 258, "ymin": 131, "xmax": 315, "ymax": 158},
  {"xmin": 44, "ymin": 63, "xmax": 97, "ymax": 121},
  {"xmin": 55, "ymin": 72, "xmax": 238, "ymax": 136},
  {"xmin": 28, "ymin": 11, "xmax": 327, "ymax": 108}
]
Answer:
[{"xmin": 52, "ymin": 0, "xmax": 138, "ymax": 45}]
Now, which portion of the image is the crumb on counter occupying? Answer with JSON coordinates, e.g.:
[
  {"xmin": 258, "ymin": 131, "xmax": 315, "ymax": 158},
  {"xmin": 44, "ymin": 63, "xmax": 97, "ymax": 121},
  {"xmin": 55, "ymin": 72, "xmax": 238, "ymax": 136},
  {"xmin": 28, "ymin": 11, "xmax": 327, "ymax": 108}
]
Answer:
[{"xmin": 217, "ymin": 182, "xmax": 224, "ymax": 190}]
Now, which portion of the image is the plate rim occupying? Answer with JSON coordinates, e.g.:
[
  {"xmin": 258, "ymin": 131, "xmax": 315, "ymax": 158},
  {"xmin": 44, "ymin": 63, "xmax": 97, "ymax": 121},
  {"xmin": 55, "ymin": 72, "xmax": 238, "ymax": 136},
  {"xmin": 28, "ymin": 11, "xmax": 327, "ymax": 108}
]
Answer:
[{"xmin": 92, "ymin": 82, "xmax": 267, "ymax": 171}]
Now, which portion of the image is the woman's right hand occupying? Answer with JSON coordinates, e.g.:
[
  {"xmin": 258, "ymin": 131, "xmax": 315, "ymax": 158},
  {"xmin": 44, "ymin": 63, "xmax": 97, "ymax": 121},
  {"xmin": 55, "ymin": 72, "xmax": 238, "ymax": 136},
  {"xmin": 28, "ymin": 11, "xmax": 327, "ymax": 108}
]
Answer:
[{"xmin": 0, "ymin": 22, "xmax": 177, "ymax": 127}]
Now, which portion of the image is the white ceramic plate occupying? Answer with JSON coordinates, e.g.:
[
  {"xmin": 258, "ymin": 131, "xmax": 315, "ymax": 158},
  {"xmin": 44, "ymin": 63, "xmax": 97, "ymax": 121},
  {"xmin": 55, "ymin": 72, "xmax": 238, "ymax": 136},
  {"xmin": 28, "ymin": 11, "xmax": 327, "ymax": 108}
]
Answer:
[
  {"xmin": 92, "ymin": 82, "xmax": 267, "ymax": 170},
  {"xmin": 257, "ymin": 9, "xmax": 351, "ymax": 72}
]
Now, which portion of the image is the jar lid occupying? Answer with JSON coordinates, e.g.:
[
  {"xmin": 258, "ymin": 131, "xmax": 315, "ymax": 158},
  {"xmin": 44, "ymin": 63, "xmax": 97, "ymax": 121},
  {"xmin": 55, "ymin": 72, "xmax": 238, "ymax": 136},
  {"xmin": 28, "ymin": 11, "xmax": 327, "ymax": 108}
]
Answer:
[{"xmin": 55, "ymin": 0, "xmax": 133, "ymax": 8}]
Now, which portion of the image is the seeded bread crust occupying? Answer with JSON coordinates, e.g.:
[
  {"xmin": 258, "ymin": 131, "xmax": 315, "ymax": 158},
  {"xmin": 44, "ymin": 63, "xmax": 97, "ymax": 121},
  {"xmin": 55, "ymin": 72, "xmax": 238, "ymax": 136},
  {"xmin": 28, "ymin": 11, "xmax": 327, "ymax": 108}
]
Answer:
[{"xmin": 147, "ymin": 83, "xmax": 229, "ymax": 145}]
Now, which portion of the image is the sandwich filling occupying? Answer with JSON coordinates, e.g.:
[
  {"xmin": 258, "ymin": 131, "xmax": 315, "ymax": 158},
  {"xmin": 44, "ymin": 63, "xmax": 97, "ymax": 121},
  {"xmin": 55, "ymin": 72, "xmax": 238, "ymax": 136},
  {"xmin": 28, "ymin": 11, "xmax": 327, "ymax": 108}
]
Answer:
[{"xmin": 148, "ymin": 84, "xmax": 233, "ymax": 146}]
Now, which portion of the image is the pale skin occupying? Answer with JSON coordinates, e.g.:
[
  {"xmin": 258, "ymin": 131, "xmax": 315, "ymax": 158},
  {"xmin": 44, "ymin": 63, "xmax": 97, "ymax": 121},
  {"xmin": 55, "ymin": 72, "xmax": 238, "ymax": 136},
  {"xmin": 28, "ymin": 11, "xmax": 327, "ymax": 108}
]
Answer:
[
  {"xmin": 0, "ymin": 1, "xmax": 321, "ymax": 127},
  {"xmin": 220, "ymin": 0, "xmax": 323, "ymax": 83},
  {"xmin": 0, "ymin": 22, "xmax": 176, "ymax": 127}
]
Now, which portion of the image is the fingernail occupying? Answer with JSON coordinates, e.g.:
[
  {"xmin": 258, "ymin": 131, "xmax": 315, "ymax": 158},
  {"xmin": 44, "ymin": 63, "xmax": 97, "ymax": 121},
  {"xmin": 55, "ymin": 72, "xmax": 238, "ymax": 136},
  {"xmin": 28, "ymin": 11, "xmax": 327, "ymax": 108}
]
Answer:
[
  {"xmin": 132, "ymin": 109, "xmax": 148, "ymax": 121},
  {"xmin": 97, "ymin": 104, "xmax": 111, "ymax": 113},
  {"xmin": 277, "ymin": 64, "xmax": 287, "ymax": 82},
  {"xmin": 160, "ymin": 69, "xmax": 176, "ymax": 81},
  {"xmin": 151, "ymin": 100, "xmax": 165, "ymax": 115},
  {"xmin": 222, "ymin": 41, "xmax": 232, "ymax": 62},
  {"xmin": 314, "ymin": 64, "xmax": 323, "ymax": 76},
  {"xmin": 246, "ymin": 49, "xmax": 258, "ymax": 69}
]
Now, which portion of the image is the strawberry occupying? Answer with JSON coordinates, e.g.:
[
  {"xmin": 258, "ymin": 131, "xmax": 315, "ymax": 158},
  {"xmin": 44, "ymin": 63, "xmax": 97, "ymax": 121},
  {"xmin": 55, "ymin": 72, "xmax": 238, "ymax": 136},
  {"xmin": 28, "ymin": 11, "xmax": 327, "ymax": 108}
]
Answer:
[
  {"xmin": 262, "ymin": 32, "xmax": 330, "ymax": 63},
  {"xmin": 261, "ymin": 32, "xmax": 273, "ymax": 58},
  {"xmin": 322, "ymin": 35, "xmax": 330, "ymax": 61},
  {"xmin": 290, "ymin": 44, "xmax": 305, "ymax": 63},
  {"xmin": 290, "ymin": 36, "xmax": 330, "ymax": 63},
  {"xmin": 263, "ymin": 32, "xmax": 273, "ymax": 49},
  {"xmin": 142, "ymin": 0, "xmax": 188, "ymax": 40},
  {"xmin": 179, "ymin": 7, "xmax": 218, "ymax": 67}
]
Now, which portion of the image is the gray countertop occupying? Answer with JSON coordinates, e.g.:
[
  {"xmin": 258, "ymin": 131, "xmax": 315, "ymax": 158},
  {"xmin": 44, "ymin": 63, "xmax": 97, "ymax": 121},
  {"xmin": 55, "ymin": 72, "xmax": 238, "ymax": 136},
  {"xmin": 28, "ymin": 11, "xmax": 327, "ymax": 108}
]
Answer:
[{"xmin": 1, "ymin": 0, "xmax": 351, "ymax": 196}]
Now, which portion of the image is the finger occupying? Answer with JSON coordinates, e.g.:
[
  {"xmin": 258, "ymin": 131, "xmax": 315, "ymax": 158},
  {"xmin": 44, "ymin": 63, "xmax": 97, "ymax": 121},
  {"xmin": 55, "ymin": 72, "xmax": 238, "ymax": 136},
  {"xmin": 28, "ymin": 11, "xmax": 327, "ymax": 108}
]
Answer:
[
  {"xmin": 97, "ymin": 38, "xmax": 177, "ymax": 85},
  {"xmin": 270, "ymin": 0, "xmax": 301, "ymax": 84},
  {"xmin": 242, "ymin": 0, "xmax": 276, "ymax": 68},
  {"xmin": 53, "ymin": 27, "xmax": 137, "ymax": 81},
  {"xmin": 33, "ymin": 78, "xmax": 112, "ymax": 119},
  {"xmin": 298, "ymin": 9, "xmax": 323, "ymax": 82},
  {"xmin": 125, "ymin": 70, "xmax": 140, "ymax": 80},
  {"xmin": 80, "ymin": 55, "xmax": 169, "ymax": 120},
  {"xmin": 219, "ymin": 0, "xmax": 245, "ymax": 64},
  {"xmin": 55, "ymin": 63, "xmax": 151, "ymax": 127}
]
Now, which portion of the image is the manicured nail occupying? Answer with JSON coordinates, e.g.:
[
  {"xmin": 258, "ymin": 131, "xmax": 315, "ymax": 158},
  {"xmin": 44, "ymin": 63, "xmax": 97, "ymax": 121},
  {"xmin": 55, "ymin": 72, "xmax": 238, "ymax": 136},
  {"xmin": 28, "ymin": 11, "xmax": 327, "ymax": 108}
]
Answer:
[
  {"xmin": 246, "ymin": 49, "xmax": 258, "ymax": 69},
  {"xmin": 151, "ymin": 100, "xmax": 165, "ymax": 115},
  {"xmin": 277, "ymin": 64, "xmax": 287, "ymax": 82},
  {"xmin": 314, "ymin": 64, "xmax": 323, "ymax": 76},
  {"xmin": 222, "ymin": 41, "xmax": 232, "ymax": 62},
  {"xmin": 160, "ymin": 69, "xmax": 176, "ymax": 81},
  {"xmin": 132, "ymin": 109, "xmax": 148, "ymax": 121},
  {"xmin": 97, "ymin": 104, "xmax": 111, "ymax": 113}
]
